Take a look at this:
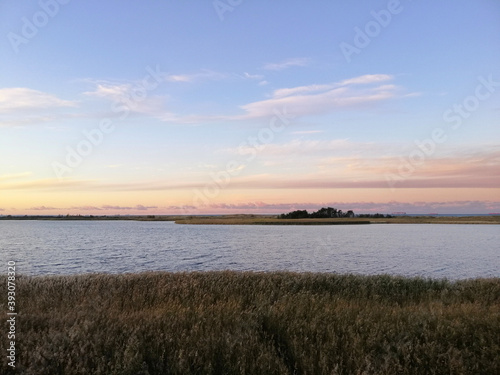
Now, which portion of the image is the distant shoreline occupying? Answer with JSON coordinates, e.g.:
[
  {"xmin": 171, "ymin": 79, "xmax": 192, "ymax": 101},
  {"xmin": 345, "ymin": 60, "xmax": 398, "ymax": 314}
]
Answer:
[{"xmin": 0, "ymin": 214, "xmax": 499, "ymax": 225}]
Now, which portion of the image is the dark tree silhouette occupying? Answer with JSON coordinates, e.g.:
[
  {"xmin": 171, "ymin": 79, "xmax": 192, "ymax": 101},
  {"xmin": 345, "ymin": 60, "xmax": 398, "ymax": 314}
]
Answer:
[{"xmin": 278, "ymin": 208, "xmax": 392, "ymax": 219}]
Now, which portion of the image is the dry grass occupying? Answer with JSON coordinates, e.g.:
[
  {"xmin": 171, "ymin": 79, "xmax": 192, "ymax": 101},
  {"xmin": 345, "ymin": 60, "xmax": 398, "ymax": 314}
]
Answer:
[
  {"xmin": 3, "ymin": 215, "xmax": 498, "ymax": 225},
  {"xmin": 367, "ymin": 215, "xmax": 500, "ymax": 225},
  {"xmin": 176, "ymin": 216, "xmax": 371, "ymax": 225},
  {"xmin": 1, "ymin": 272, "xmax": 499, "ymax": 374},
  {"xmin": 175, "ymin": 215, "xmax": 500, "ymax": 225}
]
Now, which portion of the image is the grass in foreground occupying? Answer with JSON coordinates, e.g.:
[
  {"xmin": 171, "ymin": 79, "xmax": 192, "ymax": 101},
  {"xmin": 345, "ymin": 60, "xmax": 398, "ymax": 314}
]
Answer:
[{"xmin": 1, "ymin": 272, "xmax": 499, "ymax": 374}]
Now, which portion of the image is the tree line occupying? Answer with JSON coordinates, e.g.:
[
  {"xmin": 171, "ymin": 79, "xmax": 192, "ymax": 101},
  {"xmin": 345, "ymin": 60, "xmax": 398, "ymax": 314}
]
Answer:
[{"xmin": 278, "ymin": 207, "xmax": 393, "ymax": 219}]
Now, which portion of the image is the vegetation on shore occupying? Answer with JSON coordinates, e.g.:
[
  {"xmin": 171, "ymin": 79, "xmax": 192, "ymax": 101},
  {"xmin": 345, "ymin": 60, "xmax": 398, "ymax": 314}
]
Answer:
[
  {"xmin": 278, "ymin": 207, "xmax": 358, "ymax": 219},
  {"xmin": 2, "ymin": 272, "xmax": 499, "ymax": 374},
  {"xmin": 1, "ymin": 214, "xmax": 499, "ymax": 225},
  {"xmin": 0, "ymin": 215, "xmax": 181, "ymax": 221},
  {"xmin": 173, "ymin": 215, "xmax": 500, "ymax": 225},
  {"xmin": 277, "ymin": 207, "xmax": 393, "ymax": 219}
]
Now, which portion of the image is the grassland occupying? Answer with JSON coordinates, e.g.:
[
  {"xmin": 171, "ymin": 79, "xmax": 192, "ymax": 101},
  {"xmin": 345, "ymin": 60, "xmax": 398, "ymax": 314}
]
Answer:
[
  {"xmin": 174, "ymin": 215, "xmax": 500, "ymax": 225},
  {"xmin": 2, "ymin": 272, "xmax": 499, "ymax": 374},
  {"xmin": 175, "ymin": 215, "xmax": 371, "ymax": 225},
  {"xmin": 1, "ymin": 214, "xmax": 499, "ymax": 225}
]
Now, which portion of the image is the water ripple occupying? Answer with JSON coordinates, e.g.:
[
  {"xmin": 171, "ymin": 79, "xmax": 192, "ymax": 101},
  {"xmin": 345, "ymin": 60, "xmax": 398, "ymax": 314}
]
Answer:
[{"xmin": 0, "ymin": 221, "xmax": 499, "ymax": 279}]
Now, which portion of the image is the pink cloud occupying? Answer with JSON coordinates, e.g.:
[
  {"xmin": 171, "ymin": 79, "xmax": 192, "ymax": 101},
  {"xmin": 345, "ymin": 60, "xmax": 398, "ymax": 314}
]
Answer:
[
  {"xmin": 164, "ymin": 205, "xmax": 197, "ymax": 210},
  {"xmin": 70, "ymin": 206, "xmax": 102, "ymax": 211},
  {"xmin": 199, "ymin": 200, "xmax": 500, "ymax": 214},
  {"xmin": 6, "ymin": 201, "xmax": 500, "ymax": 216},
  {"xmin": 101, "ymin": 205, "xmax": 158, "ymax": 211},
  {"xmin": 29, "ymin": 206, "xmax": 58, "ymax": 210},
  {"xmin": 68, "ymin": 205, "xmax": 158, "ymax": 212}
]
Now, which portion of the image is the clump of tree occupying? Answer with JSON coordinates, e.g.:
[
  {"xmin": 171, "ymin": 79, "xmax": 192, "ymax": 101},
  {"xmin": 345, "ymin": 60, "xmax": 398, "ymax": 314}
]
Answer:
[
  {"xmin": 278, "ymin": 207, "xmax": 355, "ymax": 219},
  {"xmin": 279, "ymin": 209, "xmax": 310, "ymax": 219},
  {"xmin": 278, "ymin": 208, "xmax": 395, "ymax": 219},
  {"xmin": 358, "ymin": 213, "xmax": 393, "ymax": 218}
]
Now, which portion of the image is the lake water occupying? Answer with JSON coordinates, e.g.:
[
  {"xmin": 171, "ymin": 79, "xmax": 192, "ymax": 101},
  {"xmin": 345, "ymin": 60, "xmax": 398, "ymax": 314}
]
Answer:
[{"xmin": 0, "ymin": 221, "xmax": 498, "ymax": 279}]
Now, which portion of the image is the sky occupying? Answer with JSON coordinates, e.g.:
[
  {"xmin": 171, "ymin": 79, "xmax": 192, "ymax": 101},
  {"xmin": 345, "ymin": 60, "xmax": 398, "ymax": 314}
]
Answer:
[{"xmin": 0, "ymin": 0, "xmax": 499, "ymax": 215}]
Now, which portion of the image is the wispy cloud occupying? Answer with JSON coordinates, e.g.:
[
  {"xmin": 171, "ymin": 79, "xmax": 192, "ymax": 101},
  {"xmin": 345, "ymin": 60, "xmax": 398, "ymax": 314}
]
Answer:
[
  {"xmin": 263, "ymin": 57, "xmax": 311, "ymax": 71},
  {"xmin": 0, "ymin": 178, "xmax": 93, "ymax": 191},
  {"xmin": 101, "ymin": 204, "xmax": 158, "ymax": 210},
  {"xmin": 192, "ymin": 174, "xmax": 498, "ymax": 190},
  {"xmin": 165, "ymin": 75, "xmax": 193, "ymax": 83},
  {"xmin": 0, "ymin": 172, "xmax": 32, "ymax": 181},
  {"xmin": 164, "ymin": 70, "xmax": 227, "ymax": 83},
  {"xmin": 242, "ymin": 72, "xmax": 264, "ymax": 80},
  {"xmin": 0, "ymin": 88, "xmax": 77, "ymax": 127},
  {"xmin": 339, "ymin": 74, "xmax": 393, "ymax": 85},
  {"xmin": 201, "ymin": 200, "xmax": 500, "ymax": 214},
  {"xmin": 2, "ymin": 146, "xmax": 498, "ymax": 193},
  {"xmin": 13, "ymin": 200, "xmax": 500, "ymax": 215},
  {"xmin": 70, "ymin": 206, "xmax": 102, "ymax": 211},
  {"xmin": 29, "ymin": 206, "xmax": 58, "ymax": 210},
  {"xmin": 271, "ymin": 74, "xmax": 393, "ymax": 99},
  {"xmin": 235, "ymin": 74, "xmax": 403, "ymax": 119},
  {"xmin": 291, "ymin": 130, "xmax": 324, "ymax": 135},
  {"xmin": 24, "ymin": 205, "xmax": 159, "ymax": 213},
  {"xmin": 83, "ymin": 81, "xmax": 175, "ymax": 120},
  {"xmin": 40, "ymin": 73, "xmax": 407, "ymax": 125},
  {"xmin": 328, "ymin": 147, "xmax": 500, "ymax": 182},
  {"xmin": 0, "ymin": 88, "xmax": 76, "ymax": 114},
  {"xmin": 221, "ymin": 143, "xmax": 500, "ymax": 189},
  {"xmin": 242, "ymin": 72, "xmax": 268, "ymax": 86},
  {"xmin": 272, "ymin": 84, "xmax": 339, "ymax": 99},
  {"xmin": 165, "ymin": 69, "xmax": 267, "ymax": 85},
  {"xmin": 163, "ymin": 205, "xmax": 196, "ymax": 210},
  {"xmin": 0, "ymin": 116, "xmax": 62, "ymax": 127},
  {"xmin": 83, "ymin": 84, "xmax": 131, "ymax": 101},
  {"xmin": 231, "ymin": 139, "xmax": 356, "ymax": 157},
  {"xmin": 143, "ymin": 74, "xmax": 403, "ymax": 123}
]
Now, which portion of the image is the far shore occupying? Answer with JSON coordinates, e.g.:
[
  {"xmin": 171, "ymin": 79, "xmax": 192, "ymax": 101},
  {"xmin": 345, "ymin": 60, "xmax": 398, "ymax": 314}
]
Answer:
[
  {"xmin": 173, "ymin": 215, "xmax": 500, "ymax": 225},
  {"xmin": 1, "ymin": 214, "xmax": 499, "ymax": 225}
]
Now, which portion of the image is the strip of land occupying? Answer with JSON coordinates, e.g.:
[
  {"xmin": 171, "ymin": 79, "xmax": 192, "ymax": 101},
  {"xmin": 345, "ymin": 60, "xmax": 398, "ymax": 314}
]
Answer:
[
  {"xmin": 173, "ymin": 215, "xmax": 500, "ymax": 225},
  {"xmin": 3, "ymin": 271, "xmax": 498, "ymax": 374},
  {"xmin": 1, "ymin": 214, "xmax": 499, "ymax": 224}
]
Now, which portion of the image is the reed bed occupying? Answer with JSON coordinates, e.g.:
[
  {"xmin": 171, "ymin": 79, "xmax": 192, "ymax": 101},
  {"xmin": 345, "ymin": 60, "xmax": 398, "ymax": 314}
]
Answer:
[
  {"xmin": 1, "ymin": 272, "xmax": 499, "ymax": 374},
  {"xmin": 174, "ymin": 215, "xmax": 500, "ymax": 225}
]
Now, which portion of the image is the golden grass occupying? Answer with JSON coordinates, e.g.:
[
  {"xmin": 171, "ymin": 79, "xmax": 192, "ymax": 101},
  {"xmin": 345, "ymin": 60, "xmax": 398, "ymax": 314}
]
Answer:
[
  {"xmin": 3, "ymin": 214, "xmax": 498, "ymax": 225},
  {"xmin": 175, "ymin": 215, "xmax": 500, "ymax": 225},
  {"xmin": 175, "ymin": 216, "xmax": 371, "ymax": 225},
  {"xmin": 1, "ymin": 272, "xmax": 499, "ymax": 374}
]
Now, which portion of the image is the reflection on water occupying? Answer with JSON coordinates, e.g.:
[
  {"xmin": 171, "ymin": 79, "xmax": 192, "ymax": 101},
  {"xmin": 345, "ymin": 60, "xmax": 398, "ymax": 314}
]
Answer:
[{"xmin": 0, "ymin": 221, "xmax": 498, "ymax": 279}]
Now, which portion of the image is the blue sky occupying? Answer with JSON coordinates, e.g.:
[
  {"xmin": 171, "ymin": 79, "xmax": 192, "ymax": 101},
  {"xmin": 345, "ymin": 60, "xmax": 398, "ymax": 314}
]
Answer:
[{"xmin": 1, "ymin": 0, "xmax": 499, "ymax": 214}]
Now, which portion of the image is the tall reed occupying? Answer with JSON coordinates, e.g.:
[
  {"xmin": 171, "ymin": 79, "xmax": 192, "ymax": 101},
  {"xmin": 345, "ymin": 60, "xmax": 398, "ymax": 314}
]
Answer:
[{"xmin": 1, "ymin": 272, "xmax": 498, "ymax": 374}]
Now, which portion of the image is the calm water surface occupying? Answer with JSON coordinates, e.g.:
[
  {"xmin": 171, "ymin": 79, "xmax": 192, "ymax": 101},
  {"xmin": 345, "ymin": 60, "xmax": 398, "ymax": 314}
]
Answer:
[{"xmin": 0, "ymin": 221, "xmax": 498, "ymax": 279}]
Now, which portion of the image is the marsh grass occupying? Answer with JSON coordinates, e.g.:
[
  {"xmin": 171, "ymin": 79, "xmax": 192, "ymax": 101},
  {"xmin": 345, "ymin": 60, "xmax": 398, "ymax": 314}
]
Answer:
[
  {"xmin": 174, "ymin": 215, "xmax": 500, "ymax": 225},
  {"xmin": 1, "ymin": 272, "xmax": 499, "ymax": 374}
]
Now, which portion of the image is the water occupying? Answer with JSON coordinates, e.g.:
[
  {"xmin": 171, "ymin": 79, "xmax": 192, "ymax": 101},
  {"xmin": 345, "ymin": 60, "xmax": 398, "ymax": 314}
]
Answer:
[{"xmin": 0, "ymin": 221, "xmax": 498, "ymax": 279}]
